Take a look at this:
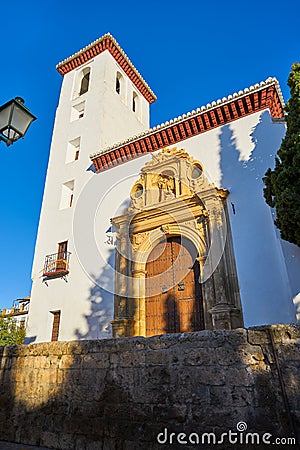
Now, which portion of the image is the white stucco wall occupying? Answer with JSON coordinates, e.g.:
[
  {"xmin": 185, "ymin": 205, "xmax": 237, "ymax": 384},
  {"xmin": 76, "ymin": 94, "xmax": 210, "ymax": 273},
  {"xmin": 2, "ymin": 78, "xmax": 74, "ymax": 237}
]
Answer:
[{"xmin": 27, "ymin": 52, "xmax": 300, "ymax": 343}]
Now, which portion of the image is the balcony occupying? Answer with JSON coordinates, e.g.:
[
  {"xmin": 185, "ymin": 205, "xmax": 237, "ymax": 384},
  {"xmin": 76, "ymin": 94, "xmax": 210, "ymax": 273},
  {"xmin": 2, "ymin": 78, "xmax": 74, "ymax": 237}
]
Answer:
[{"xmin": 43, "ymin": 251, "xmax": 71, "ymax": 278}]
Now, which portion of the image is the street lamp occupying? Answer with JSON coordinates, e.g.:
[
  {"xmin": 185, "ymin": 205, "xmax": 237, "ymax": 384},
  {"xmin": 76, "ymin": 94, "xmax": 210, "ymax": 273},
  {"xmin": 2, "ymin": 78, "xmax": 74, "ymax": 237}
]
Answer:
[{"xmin": 0, "ymin": 97, "xmax": 36, "ymax": 147}]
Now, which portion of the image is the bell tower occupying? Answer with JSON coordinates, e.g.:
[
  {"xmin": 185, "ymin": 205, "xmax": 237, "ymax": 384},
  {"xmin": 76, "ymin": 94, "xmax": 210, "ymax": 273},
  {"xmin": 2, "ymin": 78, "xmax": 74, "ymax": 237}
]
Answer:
[{"xmin": 27, "ymin": 34, "xmax": 156, "ymax": 343}]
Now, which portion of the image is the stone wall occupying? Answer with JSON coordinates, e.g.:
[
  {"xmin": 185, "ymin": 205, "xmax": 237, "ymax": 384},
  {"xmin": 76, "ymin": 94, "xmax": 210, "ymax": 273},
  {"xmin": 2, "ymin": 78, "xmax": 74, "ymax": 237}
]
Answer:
[{"xmin": 0, "ymin": 325, "xmax": 299, "ymax": 449}]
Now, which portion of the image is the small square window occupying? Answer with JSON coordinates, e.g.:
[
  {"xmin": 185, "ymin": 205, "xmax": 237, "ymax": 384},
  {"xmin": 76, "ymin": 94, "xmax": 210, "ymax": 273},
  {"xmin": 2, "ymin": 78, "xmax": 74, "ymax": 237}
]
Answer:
[
  {"xmin": 66, "ymin": 138, "xmax": 80, "ymax": 163},
  {"xmin": 71, "ymin": 101, "xmax": 85, "ymax": 121},
  {"xmin": 59, "ymin": 180, "xmax": 74, "ymax": 210}
]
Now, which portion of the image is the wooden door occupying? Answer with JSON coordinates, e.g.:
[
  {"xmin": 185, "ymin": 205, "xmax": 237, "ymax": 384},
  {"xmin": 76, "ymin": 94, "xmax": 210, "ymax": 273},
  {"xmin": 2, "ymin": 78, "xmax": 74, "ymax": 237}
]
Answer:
[
  {"xmin": 145, "ymin": 237, "xmax": 204, "ymax": 336},
  {"xmin": 56, "ymin": 241, "xmax": 68, "ymax": 271},
  {"xmin": 51, "ymin": 311, "xmax": 61, "ymax": 341}
]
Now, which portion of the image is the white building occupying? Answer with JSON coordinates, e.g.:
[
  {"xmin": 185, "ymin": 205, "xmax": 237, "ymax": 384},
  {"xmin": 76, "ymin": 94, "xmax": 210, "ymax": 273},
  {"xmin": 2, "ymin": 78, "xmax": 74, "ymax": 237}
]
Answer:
[
  {"xmin": 26, "ymin": 34, "xmax": 300, "ymax": 343},
  {"xmin": 1, "ymin": 296, "xmax": 30, "ymax": 329}
]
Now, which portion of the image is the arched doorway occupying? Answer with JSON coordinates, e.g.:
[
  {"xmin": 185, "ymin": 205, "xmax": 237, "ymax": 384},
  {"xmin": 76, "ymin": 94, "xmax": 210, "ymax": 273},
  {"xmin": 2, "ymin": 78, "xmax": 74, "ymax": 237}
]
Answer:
[{"xmin": 145, "ymin": 236, "xmax": 204, "ymax": 336}]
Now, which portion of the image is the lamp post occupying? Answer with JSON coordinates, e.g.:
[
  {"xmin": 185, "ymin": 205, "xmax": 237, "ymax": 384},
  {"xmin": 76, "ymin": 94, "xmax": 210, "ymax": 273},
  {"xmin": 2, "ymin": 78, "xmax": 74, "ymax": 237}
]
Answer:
[{"xmin": 0, "ymin": 97, "xmax": 36, "ymax": 147}]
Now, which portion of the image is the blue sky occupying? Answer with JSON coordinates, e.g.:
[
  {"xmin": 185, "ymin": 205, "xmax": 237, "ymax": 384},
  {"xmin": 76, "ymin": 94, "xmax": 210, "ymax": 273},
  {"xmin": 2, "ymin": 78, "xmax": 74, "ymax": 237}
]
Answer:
[{"xmin": 0, "ymin": 0, "xmax": 299, "ymax": 309}]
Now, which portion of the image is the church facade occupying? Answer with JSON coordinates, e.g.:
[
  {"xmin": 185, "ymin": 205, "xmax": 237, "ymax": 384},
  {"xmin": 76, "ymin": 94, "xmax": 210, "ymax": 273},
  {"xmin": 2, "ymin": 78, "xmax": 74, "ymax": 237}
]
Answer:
[{"xmin": 26, "ymin": 34, "xmax": 300, "ymax": 343}]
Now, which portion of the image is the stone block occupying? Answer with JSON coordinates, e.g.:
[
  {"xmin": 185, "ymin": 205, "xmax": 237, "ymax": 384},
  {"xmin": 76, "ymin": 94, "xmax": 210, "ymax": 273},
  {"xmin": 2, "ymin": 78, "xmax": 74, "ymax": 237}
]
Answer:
[
  {"xmin": 74, "ymin": 436, "xmax": 88, "ymax": 450},
  {"xmin": 231, "ymin": 385, "xmax": 253, "ymax": 407},
  {"xmin": 39, "ymin": 431, "xmax": 60, "ymax": 449},
  {"xmin": 169, "ymin": 351, "xmax": 183, "ymax": 365},
  {"xmin": 109, "ymin": 352, "xmax": 119, "ymax": 365},
  {"xmin": 225, "ymin": 328, "xmax": 248, "ymax": 345},
  {"xmin": 57, "ymin": 368, "xmax": 66, "ymax": 384},
  {"xmin": 25, "ymin": 343, "xmax": 42, "ymax": 356},
  {"xmin": 82, "ymin": 352, "xmax": 109, "ymax": 369},
  {"xmin": 226, "ymin": 367, "xmax": 254, "ymax": 386},
  {"xmin": 210, "ymin": 385, "xmax": 232, "ymax": 406},
  {"xmin": 23, "ymin": 356, "xmax": 34, "ymax": 369},
  {"xmin": 132, "ymin": 338, "xmax": 147, "ymax": 351},
  {"xmin": 41, "ymin": 367, "xmax": 58, "ymax": 384},
  {"xmin": 120, "ymin": 350, "xmax": 145, "ymax": 367},
  {"xmin": 215, "ymin": 344, "xmax": 265, "ymax": 366},
  {"xmin": 102, "ymin": 438, "xmax": 117, "ymax": 450},
  {"xmin": 189, "ymin": 384, "xmax": 210, "ymax": 405},
  {"xmin": 148, "ymin": 334, "xmax": 179, "ymax": 350},
  {"xmin": 86, "ymin": 441, "xmax": 105, "ymax": 450},
  {"xmin": 190, "ymin": 366, "xmax": 226, "ymax": 386},
  {"xmin": 247, "ymin": 329, "xmax": 268, "ymax": 345},
  {"xmin": 278, "ymin": 344, "xmax": 300, "ymax": 361},
  {"xmin": 33, "ymin": 355, "xmax": 49, "ymax": 369},
  {"xmin": 59, "ymin": 354, "xmax": 74, "ymax": 369},
  {"xmin": 47, "ymin": 341, "xmax": 69, "ymax": 355},
  {"xmin": 183, "ymin": 347, "xmax": 215, "ymax": 366},
  {"xmin": 153, "ymin": 403, "xmax": 187, "ymax": 423},
  {"xmin": 57, "ymin": 433, "xmax": 76, "ymax": 450},
  {"xmin": 0, "ymin": 356, "xmax": 10, "ymax": 370},
  {"xmin": 145, "ymin": 350, "xmax": 168, "ymax": 366},
  {"xmin": 67, "ymin": 341, "xmax": 90, "ymax": 355}
]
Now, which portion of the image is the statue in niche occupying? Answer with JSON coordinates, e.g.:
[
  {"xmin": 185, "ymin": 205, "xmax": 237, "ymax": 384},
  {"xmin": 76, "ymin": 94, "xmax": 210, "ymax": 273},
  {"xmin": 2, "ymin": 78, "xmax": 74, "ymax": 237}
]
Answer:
[
  {"xmin": 158, "ymin": 174, "xmax": 175, "ymax": 201},
  {"xmin": 130, "ymin": 183, "xmax": 144, "ymax": 211},
  {"xmin": 118, "ymin": 298, "xmax": 127, "ymax": 316}
]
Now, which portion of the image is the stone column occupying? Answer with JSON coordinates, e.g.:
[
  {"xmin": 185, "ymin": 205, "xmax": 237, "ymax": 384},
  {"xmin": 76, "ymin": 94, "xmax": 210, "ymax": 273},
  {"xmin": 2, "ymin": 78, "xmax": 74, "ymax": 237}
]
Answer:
[
  {"xmin": 111, "ymin": 222, "xmax": 132, "ymax": 338},
  {"xmin": 131, "ymin": 266, "xmax": 147, "ymax": 336},
  {"xmin": 204, "ymin": 196, "xmax": 234, "ymax": 330}
]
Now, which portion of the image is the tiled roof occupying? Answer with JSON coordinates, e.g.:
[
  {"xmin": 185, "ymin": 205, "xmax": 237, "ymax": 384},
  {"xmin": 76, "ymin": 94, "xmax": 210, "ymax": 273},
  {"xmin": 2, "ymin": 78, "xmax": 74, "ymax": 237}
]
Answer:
[
  {"xmin": 90, "ymin": 77, "xmax": 285, "ymax": 172},
  {"xmin": 56, "ymin": 33, "xmax": 156, "ymax": 104}
]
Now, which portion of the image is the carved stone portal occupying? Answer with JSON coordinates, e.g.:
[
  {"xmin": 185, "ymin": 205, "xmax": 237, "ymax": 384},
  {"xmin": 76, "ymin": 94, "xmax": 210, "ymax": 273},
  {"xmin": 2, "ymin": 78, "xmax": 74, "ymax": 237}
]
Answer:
[{"xmin": 111, "ymin": 147, "xmax": 243, "ymax": 337}]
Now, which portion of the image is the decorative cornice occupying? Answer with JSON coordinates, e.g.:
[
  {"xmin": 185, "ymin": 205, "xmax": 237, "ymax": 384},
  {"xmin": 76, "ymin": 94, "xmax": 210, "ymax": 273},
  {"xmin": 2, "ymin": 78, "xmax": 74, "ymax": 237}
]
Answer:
[
  {"xmin": 56, "ymin": 33, "xmax": 156, "ymax": 104},
  {"xmin": 90, "ymin": 77, "xmax": 285, "ymax": 173}
]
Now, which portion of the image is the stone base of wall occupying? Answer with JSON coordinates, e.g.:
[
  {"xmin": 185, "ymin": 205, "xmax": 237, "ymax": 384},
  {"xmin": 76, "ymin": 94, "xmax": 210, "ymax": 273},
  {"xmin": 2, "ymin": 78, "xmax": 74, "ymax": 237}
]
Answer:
[{"xmin": 0, "ymin": 325, "xmax": 299, "ymax": 449}]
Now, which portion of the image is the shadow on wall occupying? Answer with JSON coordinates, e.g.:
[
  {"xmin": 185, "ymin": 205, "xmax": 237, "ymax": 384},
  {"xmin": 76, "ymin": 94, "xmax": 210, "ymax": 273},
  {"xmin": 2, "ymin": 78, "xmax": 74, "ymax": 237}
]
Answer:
[
  {"xmin": 0, "ymin": 326, "xmax": 300, "ymax": 449},
  {"xmin": 76, "ymin": 196, "xmax": 133, "ymax": 340},
  {"xmin": 75, "ymin": 248, "xmax": 115, "ymax": 340},
  {"xmin": 219, "ymin": 112, "xmax": 296, "ymax": 326}
]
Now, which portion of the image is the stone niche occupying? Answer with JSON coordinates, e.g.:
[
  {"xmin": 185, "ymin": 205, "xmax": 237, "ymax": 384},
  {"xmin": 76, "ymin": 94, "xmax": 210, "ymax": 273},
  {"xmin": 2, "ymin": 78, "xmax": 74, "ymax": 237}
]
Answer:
[{"xmin": 111, "ymin": 147, "xmax": 243, "ymax": 338}]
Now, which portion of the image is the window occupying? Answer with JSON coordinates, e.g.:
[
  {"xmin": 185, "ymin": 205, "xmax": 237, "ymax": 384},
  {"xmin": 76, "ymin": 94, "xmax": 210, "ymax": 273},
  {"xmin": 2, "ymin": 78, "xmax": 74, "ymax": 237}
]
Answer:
[
  {"xmin": 132, "ymin": 92, "xmax": 138, "ymax": 112},
  {"xmin": 116, "ymin": 72, "xmax": 124, "ymax": 95},
  {"xmin": 116, "ymin": 75, "xmax": 121, "ymax": 94},
  {"xmin": 58, "ymin": 241, "xmax": 68, "ymax": 259},
  {"xmin": 60, "ymin": 180, "xmax": 74, "ymax": 209},
  {"xmin": 73, "ymin": 67, "xmax": 91, "ymax": 98},
  {"xmin": 79, "ymin": 69, "xmax": 90, "ymax": 95},
  {"xmin": 51, "ymin": 311, "xmax": 61, "ymax": 342},
  {"xmin": 191, "ymin": 164, "xmax": 203, "ymax": 179},
  {"xmin": 71, "ymin": 101, "xmax": 85, "ymax": 121},
  {"xmin": 132, "ymin": 91, "xmax": 141, "ymax": 116},
  {"xmin": 57, "ymin": 241, "xmax": 68, "ymax": 271},
  {"xmin": 66, "ymin": 138, "xmax": 80, "ymax": 163}
]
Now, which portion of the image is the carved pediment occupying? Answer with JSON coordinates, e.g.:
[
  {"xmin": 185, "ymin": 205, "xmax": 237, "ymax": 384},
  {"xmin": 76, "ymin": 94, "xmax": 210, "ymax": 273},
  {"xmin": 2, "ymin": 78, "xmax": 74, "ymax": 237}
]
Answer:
[
  {"xmin": 142, "ymin": 147, "xmax": 192, "ymax": 168},
  {"xmin": 128, "ymin": 147, "xmax": 220, "ymax": 212}
]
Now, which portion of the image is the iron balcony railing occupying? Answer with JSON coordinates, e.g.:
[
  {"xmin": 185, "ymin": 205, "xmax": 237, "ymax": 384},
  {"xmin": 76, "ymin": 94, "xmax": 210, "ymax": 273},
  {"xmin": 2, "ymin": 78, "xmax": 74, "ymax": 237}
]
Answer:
[{"xmin": 43, "ymin": 251, "xmax": 71, "ymax": 278}]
